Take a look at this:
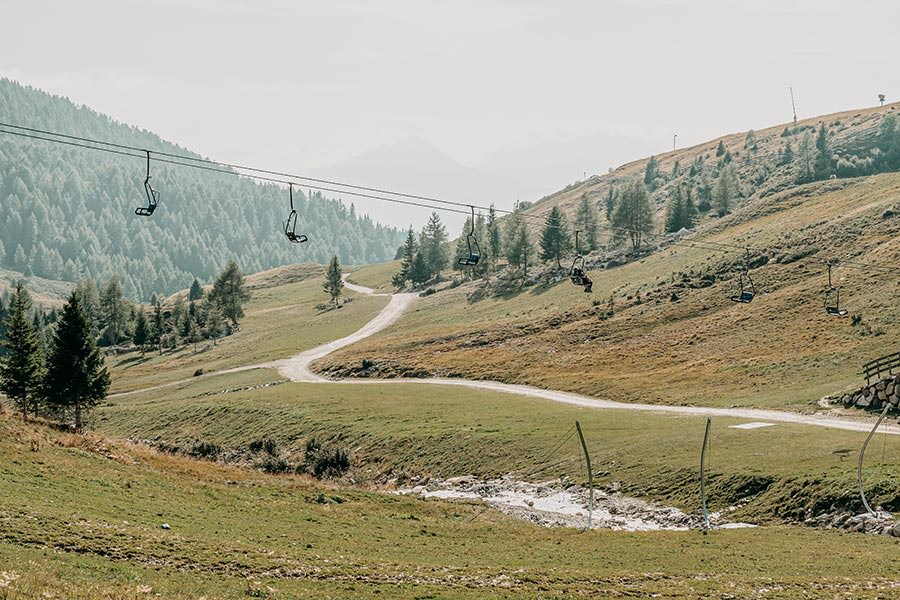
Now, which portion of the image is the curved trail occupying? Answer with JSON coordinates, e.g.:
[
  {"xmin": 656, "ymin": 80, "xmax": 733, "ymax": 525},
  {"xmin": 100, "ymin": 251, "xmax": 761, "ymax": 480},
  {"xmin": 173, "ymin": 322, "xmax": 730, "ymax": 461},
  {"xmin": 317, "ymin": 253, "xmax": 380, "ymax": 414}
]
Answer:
[{"xmin": 115, "ymin": 277, "xmax": 900, "ymax": 435}]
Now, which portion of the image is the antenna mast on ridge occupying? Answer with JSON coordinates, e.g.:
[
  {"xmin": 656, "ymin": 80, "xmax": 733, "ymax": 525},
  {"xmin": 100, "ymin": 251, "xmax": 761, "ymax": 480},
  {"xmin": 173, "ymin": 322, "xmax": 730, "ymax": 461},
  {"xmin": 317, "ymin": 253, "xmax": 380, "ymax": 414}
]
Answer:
[{"xmin": 790, "ymin": 87, "xmax": 798, "ymax": 126}]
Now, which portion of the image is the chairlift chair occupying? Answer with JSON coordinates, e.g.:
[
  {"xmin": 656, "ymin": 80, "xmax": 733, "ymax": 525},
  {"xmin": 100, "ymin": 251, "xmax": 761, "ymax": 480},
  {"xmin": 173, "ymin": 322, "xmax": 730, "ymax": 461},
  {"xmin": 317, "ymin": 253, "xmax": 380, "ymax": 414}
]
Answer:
[
  {"xmin": 568, "ymin": 230, "xmax": 592, "ymax": 293},
  {"xmin": 135, "ymin": 151, "xmax": 160, "ymax": 216},
  {"xmin": 457, "ymin": 206, "xmax": 480, "ymax": 266},
  {"xmin": 283, "ymin": 183, "xmax": 308, "ymax": 244},
  {"xmin": 729, "ymin": 249, "xmax": 755, "ymax": 303},
  {"xmin": 824, "ymin": 262, "xmax": 848, "ymax": 317}
]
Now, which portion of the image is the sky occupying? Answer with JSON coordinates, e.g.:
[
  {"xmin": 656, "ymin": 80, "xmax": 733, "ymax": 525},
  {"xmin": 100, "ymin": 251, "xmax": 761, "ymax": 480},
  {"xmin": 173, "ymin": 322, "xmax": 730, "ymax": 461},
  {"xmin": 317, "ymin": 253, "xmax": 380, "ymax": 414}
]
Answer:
[{"xmin": 1, "ymin": 0, "xmax": 897, "ymax": 228}]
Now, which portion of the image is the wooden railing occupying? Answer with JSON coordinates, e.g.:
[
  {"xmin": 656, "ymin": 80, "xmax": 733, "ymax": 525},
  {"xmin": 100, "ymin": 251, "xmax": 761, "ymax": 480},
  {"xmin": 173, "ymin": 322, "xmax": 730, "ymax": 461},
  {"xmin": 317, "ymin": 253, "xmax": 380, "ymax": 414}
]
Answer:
[{"xmin": 862, "ymin": 351, "xmax": 900, "ymax": 385}]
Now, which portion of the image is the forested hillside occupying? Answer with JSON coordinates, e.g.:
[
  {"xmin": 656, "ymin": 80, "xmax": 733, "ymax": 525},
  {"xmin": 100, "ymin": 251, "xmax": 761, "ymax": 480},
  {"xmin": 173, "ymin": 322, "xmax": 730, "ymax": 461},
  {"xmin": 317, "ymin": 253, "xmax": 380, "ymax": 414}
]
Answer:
[{"xmin": 0, "ymin": 79, "xmax": 403, "ymax": 300}]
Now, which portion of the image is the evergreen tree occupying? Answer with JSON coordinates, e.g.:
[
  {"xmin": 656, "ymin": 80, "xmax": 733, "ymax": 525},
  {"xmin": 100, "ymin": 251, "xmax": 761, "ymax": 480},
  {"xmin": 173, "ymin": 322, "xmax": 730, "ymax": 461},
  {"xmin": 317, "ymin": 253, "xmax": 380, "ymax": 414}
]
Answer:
[
  {"xmin": 539, "ymin": 206, "xmax": 572, "ymax": 262},
  {"xmin": 188, "ymin": 278, "xmax": 204, "ymax": 301},
  {"xmin": 487, "ymin": 204, "xmax": 501, "ymax": 267},
  {"xmin": 208, "ymin": 260, "xmax": 251, "ymax": 331},
  {"xmin": 503, "ymin": 205, "xmax": 532, "ymax": 270},
  {"xmin": 392, "ymin": 226, "xmax": 418, "ymax": 289},
  {"xmin": 780, "ymin": 141, "xmax": 795, "ymax": 166},
  {"xmin": 575, "ymin": 194, "xmax": 599, "ymax": 251},
  {"xmin": 611, "ymin": 180, "xmax": 654, "ymax": 251},
  {"xmin": 0, "ymin": 283, "xmax": 43, "ymax": 418},
  {"xmin": 813, "ymin": 124, "xmax": 833, "ymax": 180},
  {"xmin": 715, "ymin": 140, "xmax": 726, "ymax": 157},
  {"xmin": 133, "ymin": 307, "xmax": 150, "ymax": 355},
  {"xmin": 100, "ymin": 275, "xmax": 128, "ymax": 346},
  {"xmin": 713, "ymin": 164, "xmax": 737, "ymax": 217},
  {"xmin": 409, "ymin": 252, "xmax": 430, "ymax": 286},
  {"xmin": 419, "ymin": 212, "xmax": 449, "ymax": 279},
  {"xmin": 323, "ymin": 255, "xmax": 344, "ymax": 305},
  {"xmin": 665, "ymin": 192, "xmax": 684, "ymax": 233},
  {"xmin": 42, "ymin": 292, "xmax": 110, "ymax": 431}
]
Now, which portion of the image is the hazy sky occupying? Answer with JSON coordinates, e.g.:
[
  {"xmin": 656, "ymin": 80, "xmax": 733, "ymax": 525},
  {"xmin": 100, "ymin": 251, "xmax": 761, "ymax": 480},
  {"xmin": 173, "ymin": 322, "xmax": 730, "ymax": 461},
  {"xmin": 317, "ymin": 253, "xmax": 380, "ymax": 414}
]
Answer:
[{"xmin": 2, "ymin": 0, "xmax": 897, "ymax": 219}]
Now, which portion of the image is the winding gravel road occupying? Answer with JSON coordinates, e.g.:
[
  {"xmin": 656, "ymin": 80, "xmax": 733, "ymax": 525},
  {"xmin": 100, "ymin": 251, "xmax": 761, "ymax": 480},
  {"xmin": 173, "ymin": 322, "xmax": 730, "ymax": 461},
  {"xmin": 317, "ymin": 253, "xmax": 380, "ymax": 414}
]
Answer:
[{"xmin": 115, "ymin": 275, "xmax": 900, "ymax": 436}]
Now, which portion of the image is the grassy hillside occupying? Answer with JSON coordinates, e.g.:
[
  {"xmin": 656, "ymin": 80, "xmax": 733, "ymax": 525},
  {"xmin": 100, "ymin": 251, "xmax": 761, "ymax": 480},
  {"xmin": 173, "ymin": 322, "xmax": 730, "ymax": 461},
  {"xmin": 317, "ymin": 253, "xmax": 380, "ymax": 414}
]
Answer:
[
  {"xmin": 323, "ymin": 173, "xmax": 900, "ymax": 410},
  {"xmin": 1, "ymin": 406, "xmax": 898, "ymax": 598},
  {"xmin": 107, "ymin": 266, "xmax": 389, "ymax": 394}
]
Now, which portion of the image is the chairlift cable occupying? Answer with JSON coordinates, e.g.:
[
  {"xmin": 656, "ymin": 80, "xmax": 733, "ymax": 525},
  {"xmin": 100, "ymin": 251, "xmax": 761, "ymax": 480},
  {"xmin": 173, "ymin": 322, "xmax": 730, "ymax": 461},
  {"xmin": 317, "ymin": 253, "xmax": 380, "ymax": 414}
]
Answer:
[{"xmin": 2, "ymin": 121, "xmax": 898, "ymax": 274}]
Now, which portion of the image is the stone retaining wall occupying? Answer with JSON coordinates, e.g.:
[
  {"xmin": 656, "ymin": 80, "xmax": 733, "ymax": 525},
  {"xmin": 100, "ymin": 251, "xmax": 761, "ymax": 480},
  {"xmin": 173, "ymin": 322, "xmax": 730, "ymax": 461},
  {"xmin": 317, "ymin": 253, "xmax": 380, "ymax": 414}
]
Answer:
[{"xmin": 840, "ymin": 373, "xmax": 900, "ymax": 412}]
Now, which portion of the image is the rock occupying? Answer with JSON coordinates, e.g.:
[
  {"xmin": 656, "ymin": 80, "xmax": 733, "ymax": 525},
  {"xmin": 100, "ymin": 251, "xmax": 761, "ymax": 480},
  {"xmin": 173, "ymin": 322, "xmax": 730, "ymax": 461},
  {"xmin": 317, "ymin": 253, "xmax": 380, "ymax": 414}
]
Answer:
[
  {"xmin": 161, "ymin": 523, "xmax": 171, "ymax": 530},
  {"xmin": 890, "ymin": 522, "xmax": 900, "ymax": 538},
  {"xmin": 856, "ymin": 395, "xmax": 871, "ymax": 407}
]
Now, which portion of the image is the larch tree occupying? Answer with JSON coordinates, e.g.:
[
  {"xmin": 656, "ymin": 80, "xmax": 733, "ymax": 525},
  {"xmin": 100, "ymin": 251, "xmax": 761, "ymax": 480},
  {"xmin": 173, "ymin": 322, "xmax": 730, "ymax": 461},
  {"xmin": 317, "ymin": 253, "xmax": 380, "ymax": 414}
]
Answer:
[
  {"xmin": 208, "ymin": 260, "xmax": 251, "ymax": 331},
  {"xmin": 0, "ymin": 283, "xmax": 43, "ymax": 418},
  {"xmin": 575, "ymin": 194, "xmax": 599, "ymax": 251},
  {"xmin": 42, "ymin": 291, "xmax": 110, "ymax": 431},
  {"xmin": 188, "ymin": 278, "xmax": 204, "ymax": 301},
  {"xmin": 713, "ymin": 164, "xmax": 738, "ymax": 217},
  {"xmin": 486, "ymin": 204, "xmax": 501, "ymax": 267},
  {"xmin": 100, "ymin": 275, "xmax": 128, "ymax": 346},
  {"xmin": 611, "ymin": 180, "xmax": 654, "ymax": 252}
]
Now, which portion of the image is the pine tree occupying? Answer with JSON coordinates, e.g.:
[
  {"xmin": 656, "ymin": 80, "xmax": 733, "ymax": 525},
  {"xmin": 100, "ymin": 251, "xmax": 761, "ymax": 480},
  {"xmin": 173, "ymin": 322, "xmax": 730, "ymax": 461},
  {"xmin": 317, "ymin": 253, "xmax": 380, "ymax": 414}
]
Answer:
[
  {"xmin": 323, "ymin": 255, "xmax": 344, "ymax": 305},
  {"xmin": 715, "ymin": 140, "xmax": 726, "ymax": 157},
  {"xmin": 188, "ymin": 278, "xmax": 204, "ymax": 301},
  {"xmin": 42, "ymin": 292, "xmax": 110, "ymax": 431},
  {"xmin": 208, "ymin": 260, "xmax": 251, "ymax": 331},
  {"xmin": 133, "ymin": 307, "xmax": 150, "ymax": 355},
  {"xmin": 575, "ymin": 194, "xmax": 599, "ymax": 251},
  {"xmin": 487, "ymin": 204, "xmax": 501, "ymax": 266},
  {"xmin": 813, "ymin": 124, "xmax": 833, "ymax": 180},
  {"xmin": 409, "ymin": 252, "xmax": 430, "ymax": 286},
  {"xmin": 611, "ymin": 180, "xmax": 654, "ymax": 251},
  {"xmin": 392, "ymin": 227, "xmax": 417, "ymax": 289},
  {"xmin": 665, "ymin": 192, "xmax": 685, "ymax": 233},
  {"xmin": 0, "ymin": 283, "xmax": 43, "ymax": 418},
  {"xmin": 539, "ymin": 206, "xmax": 572, "ymax": 262},
  {"xmin": 780, "ymin": 141, "xmax": 795, "ymax": 166},
  {"xmin": 419, "ymin": 213, "xmax": 449, "ymax": 279}
]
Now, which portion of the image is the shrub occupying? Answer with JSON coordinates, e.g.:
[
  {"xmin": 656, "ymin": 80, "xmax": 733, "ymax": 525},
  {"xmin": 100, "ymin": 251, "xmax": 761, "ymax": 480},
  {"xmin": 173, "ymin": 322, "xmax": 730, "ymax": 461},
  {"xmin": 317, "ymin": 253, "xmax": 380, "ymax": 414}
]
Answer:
[
  {"xmin": 249, "ymin": 437, "xmax": 279, "ymax": 456},
  {"xmin": 190, "ymin": 441, "xmax": 221, "ymax": 460},
  {"xmin": 302, "ymin": 437, "xmax": 351, "ymax": 479},
  {"xmin": 258, "ymin": 454, "xmax": 291, "ymax": 474}
]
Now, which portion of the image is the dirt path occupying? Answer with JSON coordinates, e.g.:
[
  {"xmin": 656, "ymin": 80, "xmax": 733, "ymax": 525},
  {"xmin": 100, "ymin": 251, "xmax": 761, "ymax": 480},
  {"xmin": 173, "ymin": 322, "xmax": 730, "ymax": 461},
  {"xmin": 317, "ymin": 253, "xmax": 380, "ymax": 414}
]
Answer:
[{"xmin": 114, "ymin": 276, "xmax": 900, "ymax": 435}]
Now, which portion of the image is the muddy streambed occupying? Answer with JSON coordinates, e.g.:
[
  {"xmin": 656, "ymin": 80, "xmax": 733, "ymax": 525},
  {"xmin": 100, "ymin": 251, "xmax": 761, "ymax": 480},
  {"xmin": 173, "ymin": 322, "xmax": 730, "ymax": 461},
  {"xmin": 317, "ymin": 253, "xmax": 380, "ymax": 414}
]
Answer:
[{"xmin": 397, "ymin": 476, "xmax": 756, "ymax": 532}]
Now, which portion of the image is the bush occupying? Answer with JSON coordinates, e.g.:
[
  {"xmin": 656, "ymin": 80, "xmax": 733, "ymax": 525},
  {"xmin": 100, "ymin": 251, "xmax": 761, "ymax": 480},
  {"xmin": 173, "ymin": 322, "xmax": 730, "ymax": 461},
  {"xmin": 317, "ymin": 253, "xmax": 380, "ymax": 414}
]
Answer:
[
  {"xmin": 258, "ymin": 454, "xmax": 291, "ymax": 474},
  {"xmin": 249, "ymin": 437, "xmax": 279, "ymax": 456},
  {"xmin": 190, "ymin": 441, "xmax": 221, "ymax": 460},
  {"xmin": 303, "ymin": 437, "xmax": 351, "ymax": 479}
]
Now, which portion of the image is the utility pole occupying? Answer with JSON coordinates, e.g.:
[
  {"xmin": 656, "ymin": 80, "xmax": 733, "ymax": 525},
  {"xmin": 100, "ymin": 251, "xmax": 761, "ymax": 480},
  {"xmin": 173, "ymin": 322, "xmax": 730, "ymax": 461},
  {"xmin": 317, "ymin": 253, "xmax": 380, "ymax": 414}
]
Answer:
[
  {"xmin": 700, "ymin": 417, "xmax": 712, "ymax": 533},
  {"xmin": 878, "ymin": 94, "xmax": 886, "ymax": 107},
  {"xmin": 673, "ymin": 133, "xmax": 677, "ymax": 150},
  {"xmin": 790, "ymin": 87, "xmax": 798, "ymax": 126},
  {"xmin": 575, "ymin": 421, "xmax": 594, "ymax": 530}
]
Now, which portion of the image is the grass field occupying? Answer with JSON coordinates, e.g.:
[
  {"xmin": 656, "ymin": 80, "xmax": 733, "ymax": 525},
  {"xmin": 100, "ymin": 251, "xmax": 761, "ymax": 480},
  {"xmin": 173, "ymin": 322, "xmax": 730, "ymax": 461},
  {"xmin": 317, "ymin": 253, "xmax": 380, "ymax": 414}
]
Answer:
[
  {"xmin": 101, "ymin": 370, "xmax": 900, "ymax": 521},
  {"xmin": 2, "ymin": 409, "xmax": 899, "ymax": 599},
  {"xmin": 107, "ymin": 274, "xmax": 389, "ymax": 394},
  {"xmin": 320, "ymin": 173, "xmax": 900, "ymax": 411}
]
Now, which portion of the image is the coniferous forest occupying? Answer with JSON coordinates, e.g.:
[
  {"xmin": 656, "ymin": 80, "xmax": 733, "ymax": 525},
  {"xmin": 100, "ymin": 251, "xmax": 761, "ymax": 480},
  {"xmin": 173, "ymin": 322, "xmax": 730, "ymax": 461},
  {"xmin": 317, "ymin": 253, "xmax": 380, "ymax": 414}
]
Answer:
[{"xmin": 0, "ymin": 78, "xmax": 404, "ymax": 300}]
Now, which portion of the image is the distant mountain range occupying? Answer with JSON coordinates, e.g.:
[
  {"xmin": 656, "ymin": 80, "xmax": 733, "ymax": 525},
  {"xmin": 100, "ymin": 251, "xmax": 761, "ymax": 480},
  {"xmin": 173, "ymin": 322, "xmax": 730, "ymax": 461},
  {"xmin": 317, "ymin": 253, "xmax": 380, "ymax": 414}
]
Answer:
[{"xmin": 310, "ymin": 133, "xmax": 656, "ymax": 234}]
